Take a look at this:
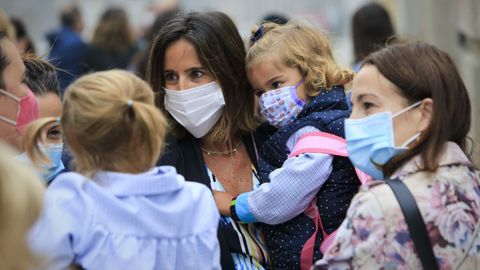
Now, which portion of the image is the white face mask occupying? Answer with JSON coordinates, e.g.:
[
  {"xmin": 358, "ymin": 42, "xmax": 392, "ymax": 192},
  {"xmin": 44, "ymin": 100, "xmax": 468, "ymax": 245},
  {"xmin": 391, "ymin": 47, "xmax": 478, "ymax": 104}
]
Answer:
[{"xmin": 164, "ymin": 81, "xmax": 225, "ymax": 138}]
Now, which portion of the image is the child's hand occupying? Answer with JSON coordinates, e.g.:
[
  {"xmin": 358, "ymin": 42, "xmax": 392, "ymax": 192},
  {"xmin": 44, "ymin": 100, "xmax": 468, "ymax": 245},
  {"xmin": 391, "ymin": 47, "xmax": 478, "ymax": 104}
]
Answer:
[{"xmin": 213, "ymin": 191, "xmax": 234, "ymax": 216}]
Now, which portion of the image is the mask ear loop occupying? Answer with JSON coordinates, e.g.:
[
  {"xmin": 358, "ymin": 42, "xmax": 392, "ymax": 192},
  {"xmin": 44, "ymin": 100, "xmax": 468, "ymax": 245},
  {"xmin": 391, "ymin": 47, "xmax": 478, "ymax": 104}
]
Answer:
[
  {"xmin": 0, "ymin": 89, "xmax": 21, "ymax": 102},
  {"xmin": 0, "ymin": 115, "xmax": 16, "ymax": 126},
  {"xmin": 400, "ymin": 132, "xmax": 421, "ymax": 148},
  {"xmin": 0, "ymin": 89, "xmax": 21, "ymax": 126},
  {"xmin": 393, "ymin": 100, "xmax": 424, "ymax": 147},
  {"xmin": 392, "ymin": 100, "xmax": 423, "ymax": 118},
  {"xmin": 294, "ymin": 79, "xmax": 305, "ymax": 88},
  {"xmin": 291, "ymin": 80, "xmax": 306, "ymax": 107}
]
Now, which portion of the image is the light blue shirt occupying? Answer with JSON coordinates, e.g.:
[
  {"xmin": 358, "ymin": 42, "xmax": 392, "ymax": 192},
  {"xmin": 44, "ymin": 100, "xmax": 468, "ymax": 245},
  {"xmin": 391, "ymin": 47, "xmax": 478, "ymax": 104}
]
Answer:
[
  {"xmin": 236, "ymin": 126, "xmax": 333, "ymax": 224},
  {"xmin": 29, "ymin": 166, "xmax": 221, "ymax": 270}
]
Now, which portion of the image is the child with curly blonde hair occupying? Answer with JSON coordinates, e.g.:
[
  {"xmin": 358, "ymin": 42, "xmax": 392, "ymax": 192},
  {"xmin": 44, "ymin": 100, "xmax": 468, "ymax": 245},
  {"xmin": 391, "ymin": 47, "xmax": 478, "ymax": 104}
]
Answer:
[{"xmin": 215, "ymin": 22, "xmax": 366, "ymax": 270}]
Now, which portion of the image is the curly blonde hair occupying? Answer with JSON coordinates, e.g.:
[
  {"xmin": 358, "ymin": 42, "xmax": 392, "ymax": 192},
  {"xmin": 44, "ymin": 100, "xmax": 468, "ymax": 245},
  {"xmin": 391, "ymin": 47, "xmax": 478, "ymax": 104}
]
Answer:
[{"xmin": 246, "ymin": 21, "xmax": 353, "ymax": 98}]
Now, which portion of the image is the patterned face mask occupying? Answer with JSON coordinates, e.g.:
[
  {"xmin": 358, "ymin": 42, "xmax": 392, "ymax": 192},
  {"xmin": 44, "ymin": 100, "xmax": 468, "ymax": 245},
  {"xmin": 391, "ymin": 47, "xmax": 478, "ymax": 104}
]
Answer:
[{"xmin": 258, "ymin": 80, "xmax": 305, "ymax": 127}]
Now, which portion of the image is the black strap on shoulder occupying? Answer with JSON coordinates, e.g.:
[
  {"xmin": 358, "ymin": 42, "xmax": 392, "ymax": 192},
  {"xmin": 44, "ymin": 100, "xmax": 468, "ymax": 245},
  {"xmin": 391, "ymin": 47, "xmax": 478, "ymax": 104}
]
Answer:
[{"xmin": 385, "ymin": 178, "xmax": 439, "ymax": 270}]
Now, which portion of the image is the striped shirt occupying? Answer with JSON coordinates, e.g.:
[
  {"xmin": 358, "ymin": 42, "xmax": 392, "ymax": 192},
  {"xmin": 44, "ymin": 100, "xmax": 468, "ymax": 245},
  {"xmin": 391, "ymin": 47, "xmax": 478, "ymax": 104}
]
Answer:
[{"xmin": 208, "ymin": 166, "xmax": 271, "ymax": 270}]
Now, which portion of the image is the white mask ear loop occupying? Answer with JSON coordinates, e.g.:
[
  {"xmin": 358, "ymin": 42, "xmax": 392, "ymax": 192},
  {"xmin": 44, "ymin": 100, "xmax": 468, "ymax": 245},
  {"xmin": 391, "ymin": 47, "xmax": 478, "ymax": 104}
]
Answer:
[
  {"xmin": 392, "ymin": 100, "xmax": 424, "ymax": 147},
  {"xmin": 0, "ymin": 89, "xmax": 21, "ymax": 102},
  {"xmin": 0, "ymin": 89, "xmax": 20, "ymax": 126},
  {"xmin": 400, "ymin": 132, "xmax": 421, "ymax": 147},
  {"xmin": 0, "ymin": 115, "xmax": 16, "ymax": 125},
  {"xmin": 392, "ymin": 100, "xmax": 423, "ymax": 118}
]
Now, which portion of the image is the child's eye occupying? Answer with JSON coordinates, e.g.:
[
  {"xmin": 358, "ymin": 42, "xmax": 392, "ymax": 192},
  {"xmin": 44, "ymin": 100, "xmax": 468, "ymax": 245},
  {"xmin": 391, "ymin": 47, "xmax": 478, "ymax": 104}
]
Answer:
[
  {"xmin": 271, "ymin": 81, "xmax": 282, "ymax": 89},
  {"xmin": 164, "ymin": 72, "xmax": 178, "ymax": 83},
  {"xmin": 255, "ymin": 90, "xmax": 265, "ymax": 97}
]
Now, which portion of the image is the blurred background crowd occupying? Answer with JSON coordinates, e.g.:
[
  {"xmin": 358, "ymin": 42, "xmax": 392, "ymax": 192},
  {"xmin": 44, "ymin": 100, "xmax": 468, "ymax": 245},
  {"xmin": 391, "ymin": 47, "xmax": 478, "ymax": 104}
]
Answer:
[{"xmin": 1, "ymin": 0, "xmax": 479, "ymax": 162}]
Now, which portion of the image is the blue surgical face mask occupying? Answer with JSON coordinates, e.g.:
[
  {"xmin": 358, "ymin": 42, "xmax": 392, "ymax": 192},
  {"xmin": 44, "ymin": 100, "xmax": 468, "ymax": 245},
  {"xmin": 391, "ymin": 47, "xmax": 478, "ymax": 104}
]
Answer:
[
  {"xmin": 345, "ymin": 101, "xmax": 422, "ymax": 180},
  {"xmin": 16, "ymin": 143, "xmax": 65, "ymax": 183},
  {"xmin": 258, "ymin": 80, "xmax": 305, "ymax": 127}
]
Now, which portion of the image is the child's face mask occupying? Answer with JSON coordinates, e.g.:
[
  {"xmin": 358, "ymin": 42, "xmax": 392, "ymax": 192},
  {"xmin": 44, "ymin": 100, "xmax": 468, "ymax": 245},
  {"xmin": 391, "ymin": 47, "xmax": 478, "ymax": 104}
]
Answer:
[{"xmin": 258, "ymin": 80, "xmax": 305, "ymax": 128}]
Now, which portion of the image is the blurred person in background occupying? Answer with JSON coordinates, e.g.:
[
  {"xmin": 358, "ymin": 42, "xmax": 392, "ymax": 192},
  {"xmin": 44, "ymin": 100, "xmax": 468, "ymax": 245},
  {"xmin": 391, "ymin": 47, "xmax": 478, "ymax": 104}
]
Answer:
[
  {"xmin": 260, "ymin": 12, "xmax": 289, "ymax": 25},
  {"xmin": 0, "ymin": 9, "xmax": 15, "ymax": 41},
  {"xmin": 133, "ymin": 7, "xmax": 179, "ymax": 79},
  {"xmin": 0, "ymin": 143, "xmax": 45, "ymax": 270},
  {"xmin": 46, "ymin": 4, "xmax": 87, "ymax": 92},
  {"xmin": 351, "ymin": 2, "xmax": 395, "ymax": 73},
  {"xmin": 11, "ymin": 17, "xmax": 36, "ymax": 54},
  {"xmin": 85, "ymin": 7, "xmax": 137, "ymax": 72}
]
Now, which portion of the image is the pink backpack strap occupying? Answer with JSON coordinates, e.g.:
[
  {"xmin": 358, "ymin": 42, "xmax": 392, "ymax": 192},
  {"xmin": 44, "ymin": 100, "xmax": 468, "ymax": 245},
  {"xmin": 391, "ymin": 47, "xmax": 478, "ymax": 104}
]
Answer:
[
  {"xmin": 300, "ymin": 198, "xmax": 325, "ymax": 270},
  {"xmin": 300, "ymin": 198, "xmax": 340, "ymax": 270},
  {"xmin": 296, "ymin": 132, "xmax": 373, "ymax": 269},
  {"xmin": 289, "ymin": 131, "xmax": 371, "ymax": 185}
]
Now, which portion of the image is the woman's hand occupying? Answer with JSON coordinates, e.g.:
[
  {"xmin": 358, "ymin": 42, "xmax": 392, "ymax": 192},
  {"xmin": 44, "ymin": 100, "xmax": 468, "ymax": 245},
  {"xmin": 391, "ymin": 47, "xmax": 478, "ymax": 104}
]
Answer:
[{"xmin": 213, "ymin": 190, "xmax": 234, "ymax": 216}]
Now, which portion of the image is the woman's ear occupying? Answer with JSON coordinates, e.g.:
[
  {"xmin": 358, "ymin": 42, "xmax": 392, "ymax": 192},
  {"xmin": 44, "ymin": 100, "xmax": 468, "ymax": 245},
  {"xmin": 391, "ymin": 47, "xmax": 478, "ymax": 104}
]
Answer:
[{"xmin": 417, "ymin": 98, "xmax": 433, "ymax": 133}]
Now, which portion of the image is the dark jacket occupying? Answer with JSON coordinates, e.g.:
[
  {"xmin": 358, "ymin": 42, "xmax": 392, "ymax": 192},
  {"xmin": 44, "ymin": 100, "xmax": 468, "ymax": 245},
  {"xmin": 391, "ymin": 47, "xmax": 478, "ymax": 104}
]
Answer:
[
  {"xmin": 46, "ymin": 27, "xmax": 87, "ymax": 92},
  {"xmin": 157, "ymin": 132, "xmax": 268, "ymax": 270},
  {"xmin": 258, "ymin": 86, "xmax": 360, "ymax": 269},
  {"xmin": 84, "ymin": 44, "xmax": 137, "ymax": 72}
]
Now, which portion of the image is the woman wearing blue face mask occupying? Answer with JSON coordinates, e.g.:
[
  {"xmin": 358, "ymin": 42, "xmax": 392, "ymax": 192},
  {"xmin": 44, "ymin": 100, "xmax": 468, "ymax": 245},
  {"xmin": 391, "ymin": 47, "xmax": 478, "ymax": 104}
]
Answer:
[
  {"xmin": 314, "ymin": 42, "xmax": 480, "ymax": 269},
  {"xmin": 16, "ymin": 54, "xmax": 66, "ymax": 184},
  {"xmin": 21, "ymin": 117, "xmax": 65, "ymax": 184}
]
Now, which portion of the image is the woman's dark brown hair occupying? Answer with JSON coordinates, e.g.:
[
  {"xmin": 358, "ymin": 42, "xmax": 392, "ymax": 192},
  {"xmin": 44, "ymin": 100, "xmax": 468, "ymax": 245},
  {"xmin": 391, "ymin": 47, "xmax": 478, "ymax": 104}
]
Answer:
[
  {"xmin": 146, "ymin": 11, "xmax": 256, "ymax": 144},
  {"xmin": 363, "ymin": 41, "xmax": 471, "ymax": 176},
  {"xmin": 22, "ymin": 54, "xmax": 60, "ymax": 97}
]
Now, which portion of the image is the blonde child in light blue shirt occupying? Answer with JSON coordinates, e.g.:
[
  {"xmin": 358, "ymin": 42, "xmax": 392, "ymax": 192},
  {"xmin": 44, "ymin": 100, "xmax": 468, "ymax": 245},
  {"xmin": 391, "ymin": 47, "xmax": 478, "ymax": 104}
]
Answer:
[{"xmin": 27, "ymin": 70, "xmax": 220, "ymax": 270}]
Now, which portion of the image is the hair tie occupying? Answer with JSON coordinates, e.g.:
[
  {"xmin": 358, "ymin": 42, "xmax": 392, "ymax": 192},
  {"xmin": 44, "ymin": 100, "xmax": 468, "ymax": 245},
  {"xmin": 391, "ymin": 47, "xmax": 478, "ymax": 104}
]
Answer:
[
  {"xmin": 251, "ymin": 25, "xmax": 265, "ymax": 45},
  {"xmin": 127, "ymin": 100, "xmax": 133, "ymax": 107}
]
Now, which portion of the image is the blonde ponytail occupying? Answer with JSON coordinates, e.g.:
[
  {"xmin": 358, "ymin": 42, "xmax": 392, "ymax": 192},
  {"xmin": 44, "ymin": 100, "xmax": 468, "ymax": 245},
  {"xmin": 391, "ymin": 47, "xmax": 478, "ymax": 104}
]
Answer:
[{"xmin": 62, "ymin": 70, "xmax": 168, "ymax": 177}]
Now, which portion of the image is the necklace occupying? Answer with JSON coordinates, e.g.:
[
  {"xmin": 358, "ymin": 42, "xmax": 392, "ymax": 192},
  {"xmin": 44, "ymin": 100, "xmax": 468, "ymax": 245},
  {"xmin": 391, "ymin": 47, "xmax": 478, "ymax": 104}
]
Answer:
[{"xmin": 201, "ymin": 141, "xmax": 243, "ymax": 156}]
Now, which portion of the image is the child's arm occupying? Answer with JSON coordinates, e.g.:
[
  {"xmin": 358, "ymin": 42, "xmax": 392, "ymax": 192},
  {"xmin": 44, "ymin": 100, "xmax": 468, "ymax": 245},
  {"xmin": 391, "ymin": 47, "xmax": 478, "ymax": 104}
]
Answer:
[{"xmin": 214, "ymin": 153, "xmax": 333, "ymax": 224}]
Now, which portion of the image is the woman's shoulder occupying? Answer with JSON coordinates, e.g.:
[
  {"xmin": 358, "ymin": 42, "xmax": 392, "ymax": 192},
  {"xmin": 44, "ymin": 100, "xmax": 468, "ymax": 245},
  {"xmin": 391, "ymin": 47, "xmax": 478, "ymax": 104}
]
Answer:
[{"xmin": 347, "ymin": 183, "xmax": 388, "ymax": 218}]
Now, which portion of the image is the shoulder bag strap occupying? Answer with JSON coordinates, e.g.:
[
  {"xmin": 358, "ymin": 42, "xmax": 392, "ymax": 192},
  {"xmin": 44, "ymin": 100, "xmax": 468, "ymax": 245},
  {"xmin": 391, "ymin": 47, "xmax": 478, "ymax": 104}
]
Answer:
[{"xmin": 386, "ymin": 178, "xmax": 439, "ymax": 270}]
